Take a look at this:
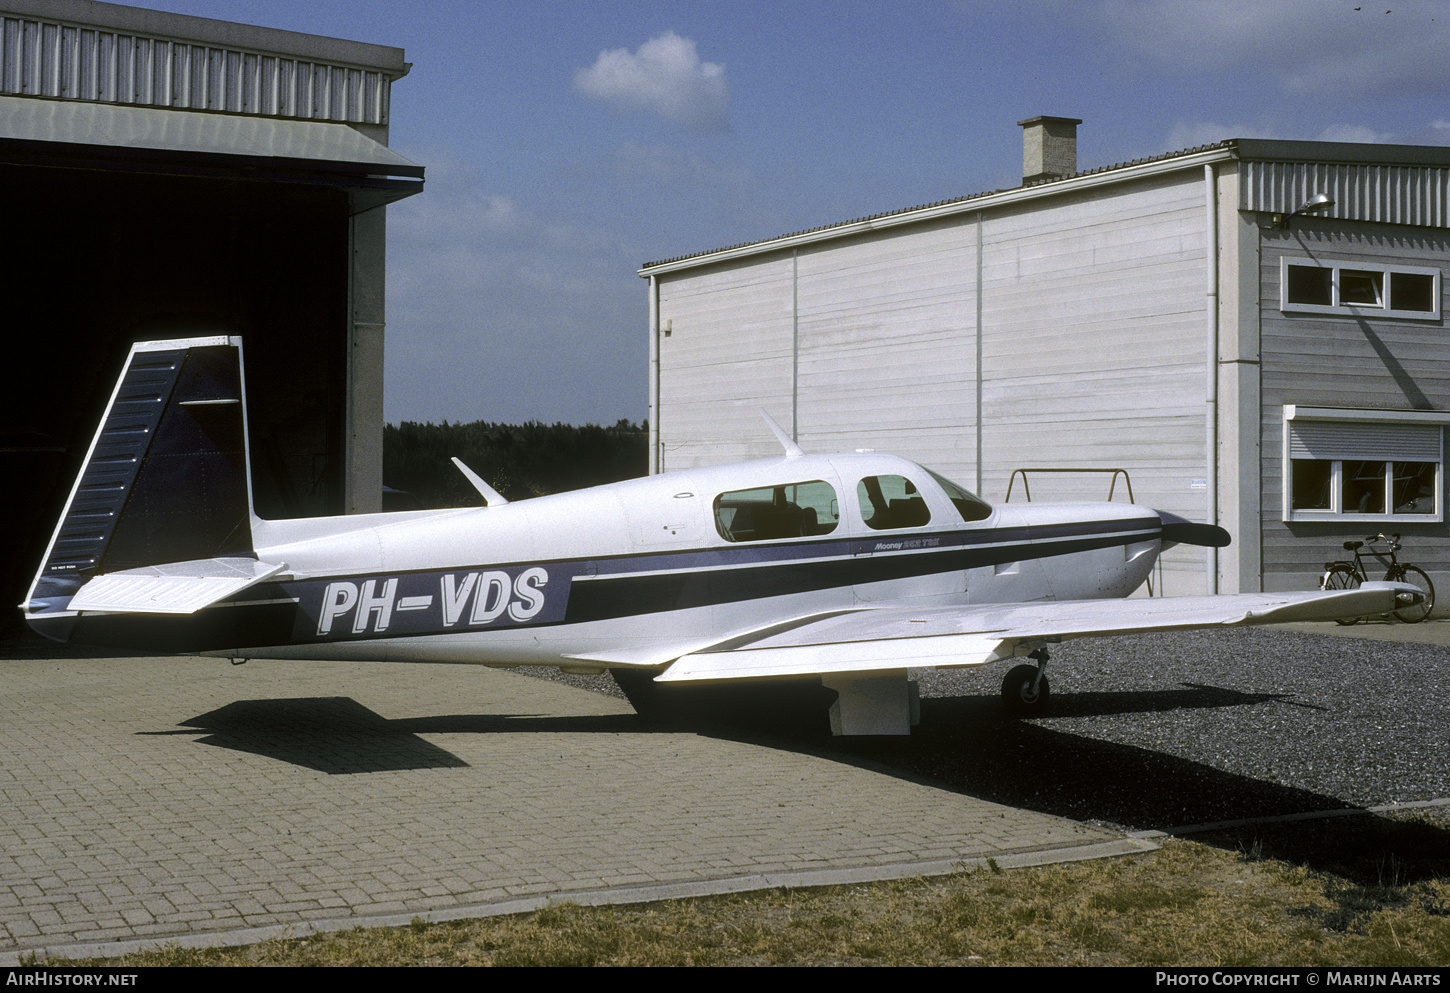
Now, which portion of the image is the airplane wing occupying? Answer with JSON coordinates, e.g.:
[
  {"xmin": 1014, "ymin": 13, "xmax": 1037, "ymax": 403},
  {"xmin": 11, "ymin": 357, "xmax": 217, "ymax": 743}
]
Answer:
[
  {"xmin": 66, "ymin": 557, "xmax": 287, "ymax": 614},
  {"xmin": 656, "ymin": 582, "xmax": 1420, "ymax": 683}
]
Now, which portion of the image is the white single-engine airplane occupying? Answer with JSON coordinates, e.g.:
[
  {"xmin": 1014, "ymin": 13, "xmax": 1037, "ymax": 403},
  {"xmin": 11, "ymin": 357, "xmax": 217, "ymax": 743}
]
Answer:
[{"xmin": 23, "ymin": 337, "xmax": 1422, "ymax": 735}]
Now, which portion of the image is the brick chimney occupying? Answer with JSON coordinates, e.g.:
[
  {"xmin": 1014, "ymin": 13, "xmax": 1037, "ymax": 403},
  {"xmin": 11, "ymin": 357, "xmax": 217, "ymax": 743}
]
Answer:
[{"xmin": 1018, "ymin": 116, "xmax": 1082, "ymax": 184}]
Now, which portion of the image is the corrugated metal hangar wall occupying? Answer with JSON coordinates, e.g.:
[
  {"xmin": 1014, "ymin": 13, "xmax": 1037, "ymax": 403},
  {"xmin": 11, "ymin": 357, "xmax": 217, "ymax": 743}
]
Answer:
[{"xmin": 0, "ymin": 1, "xmax": 423, "ymax": 635}]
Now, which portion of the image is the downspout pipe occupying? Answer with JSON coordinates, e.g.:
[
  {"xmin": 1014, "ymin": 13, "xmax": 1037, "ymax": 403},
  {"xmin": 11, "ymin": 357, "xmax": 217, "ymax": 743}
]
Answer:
[
  {"xmin": 1204, "ymin": 163, "xmax": 1220, "ymax": 593},
  {"xmin": 649, "ymin": 274, "xmax": 661, "ymax": 475}
]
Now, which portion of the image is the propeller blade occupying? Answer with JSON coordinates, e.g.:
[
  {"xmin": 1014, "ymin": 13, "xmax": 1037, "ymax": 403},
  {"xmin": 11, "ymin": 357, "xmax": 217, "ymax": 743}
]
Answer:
[{"xmin": 1156, "ymin": 510, "xmax": 1231, "ymax": 548}]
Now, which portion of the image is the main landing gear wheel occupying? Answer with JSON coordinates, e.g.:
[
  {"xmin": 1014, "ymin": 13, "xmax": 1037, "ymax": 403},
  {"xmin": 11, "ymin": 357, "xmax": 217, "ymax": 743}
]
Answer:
[{"xmin": 1001, "ymin": 662, "xmax": 1049, "ymax": 715}]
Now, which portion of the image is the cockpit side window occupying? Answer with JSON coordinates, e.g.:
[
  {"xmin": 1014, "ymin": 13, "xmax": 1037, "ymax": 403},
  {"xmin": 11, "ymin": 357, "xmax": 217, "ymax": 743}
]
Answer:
[
  {"xmin": 714, "ymin": 480, "xmax": 840, "ymax": 542},
  {"xmin": 857, "ymin": 475, "xmax": 932, "ymax": 530},
  {"xmin": 926, "ymin": 468, "xmax": 993, "ymax": 522}
]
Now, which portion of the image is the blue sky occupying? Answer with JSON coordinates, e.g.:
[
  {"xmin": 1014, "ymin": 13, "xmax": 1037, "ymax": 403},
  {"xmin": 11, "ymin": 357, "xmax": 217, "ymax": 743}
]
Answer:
[{"xmin": 139, "ymin": 0, "xmax": 1450, "ymax": 425}]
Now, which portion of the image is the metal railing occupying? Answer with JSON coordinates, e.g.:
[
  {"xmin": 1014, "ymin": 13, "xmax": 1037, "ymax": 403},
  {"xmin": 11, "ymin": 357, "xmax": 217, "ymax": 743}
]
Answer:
[{"xmin": 1004, "ymin": 467, "xmax": 1136, "ymax": 504}]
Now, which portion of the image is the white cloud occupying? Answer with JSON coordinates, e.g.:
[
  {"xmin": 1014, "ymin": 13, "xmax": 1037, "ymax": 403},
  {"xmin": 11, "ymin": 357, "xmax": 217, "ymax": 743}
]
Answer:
[
  {"xmin": 1098, "ymin": 0, "xmax": 1450, "ymax": 97},
  {"xmin": 573, "ymin": 31, "xmax": 730, "ymax": 132},
  {"xmin": 1393, "ymin": 120, "xmax": 1450, "ymax": 146},
  {"xmin": 1162, "ymin": 120, "xmax": 1284, "ymax": 151},
  {"xmin": 1314, "ymin": 123, "xmax": 1398, "ymax": 145},
  {"xmin": 1162, "ymin": 119, "xmax": 1408, "ymax": 153}
]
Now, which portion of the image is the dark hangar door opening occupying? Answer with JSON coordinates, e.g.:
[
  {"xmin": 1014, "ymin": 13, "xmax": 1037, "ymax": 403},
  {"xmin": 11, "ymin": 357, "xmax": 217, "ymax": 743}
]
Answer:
[{"xmin": 1, "ymin": 163, "xmax": 349, "ymax": 636}]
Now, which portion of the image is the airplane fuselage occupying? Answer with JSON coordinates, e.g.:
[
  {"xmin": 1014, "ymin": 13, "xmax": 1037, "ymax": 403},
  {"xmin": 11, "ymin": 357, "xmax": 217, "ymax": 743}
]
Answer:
[{"xmin": 78, "ymin": 451, "xmax": 1164, "ymax": 668}]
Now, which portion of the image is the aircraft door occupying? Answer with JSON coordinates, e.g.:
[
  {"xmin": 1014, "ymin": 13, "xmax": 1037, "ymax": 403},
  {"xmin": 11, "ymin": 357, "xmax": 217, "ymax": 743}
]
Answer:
[
  {"xmin": 707, "ymin": 472, "xmax": 848, "ymax": 625},
  {"xmin": 851, "ymin": 472, "xmax": 962, "ymax": 603}
]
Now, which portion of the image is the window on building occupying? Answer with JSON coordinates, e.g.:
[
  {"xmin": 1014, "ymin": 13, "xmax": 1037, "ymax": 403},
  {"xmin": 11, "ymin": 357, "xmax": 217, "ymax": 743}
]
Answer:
[
  {"xmin": 1281, "ymin": 259, "xmax": 1440, "ymax": 319},
  {"xmin": 857, "ymin": 475, "xmax": 931, "ymax": 530},
  {"xmin": 1285, "ymin": 264, "xmax": 1332, "ymax": 307},
  {"xmin": 1283, "ymin": 407, "xmax": 1445, "ymax": 522},
  {"xmin": 714, "ymin": 480, "xmax": 839, "ymax": 542}
]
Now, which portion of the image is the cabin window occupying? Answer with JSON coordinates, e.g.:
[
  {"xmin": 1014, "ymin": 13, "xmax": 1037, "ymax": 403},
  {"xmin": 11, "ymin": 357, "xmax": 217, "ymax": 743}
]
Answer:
[
  {"xmin": 1282, "ymin": 407, "xmax": 1445, "ymax": 522},
  {"xmin": 926, "ymin": 469, "xmax": 994, "ymax": 522},
  {"xmin": 857, "ymin": 475, "xmax": 931, "ymax": 530},
  {"xmin": 713, "ymin": 480, "xmax": 840, "ymax": 542},
  {"xmin": 1280, "ymin": 258, "xmax": 1440, "ymax": 320}
]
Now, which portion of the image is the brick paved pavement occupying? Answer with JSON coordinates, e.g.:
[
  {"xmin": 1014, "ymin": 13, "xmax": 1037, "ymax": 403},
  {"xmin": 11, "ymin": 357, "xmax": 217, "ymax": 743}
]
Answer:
[{"xmin": 0, "ymin": 650, "xmax": 1137, "ymax": 962}]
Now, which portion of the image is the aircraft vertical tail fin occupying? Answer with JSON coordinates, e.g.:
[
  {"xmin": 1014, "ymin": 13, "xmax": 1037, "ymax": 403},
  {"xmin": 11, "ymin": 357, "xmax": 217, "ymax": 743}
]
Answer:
[{"xmin": 24, "ymin": 337, "xmax": 259, "ymax": 637}]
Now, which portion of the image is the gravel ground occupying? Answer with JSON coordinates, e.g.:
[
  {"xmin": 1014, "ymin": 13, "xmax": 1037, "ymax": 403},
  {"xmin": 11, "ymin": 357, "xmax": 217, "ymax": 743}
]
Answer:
[{"xmin": 529, "ymin": 624, "xmax": 1449, "ymax": 834}]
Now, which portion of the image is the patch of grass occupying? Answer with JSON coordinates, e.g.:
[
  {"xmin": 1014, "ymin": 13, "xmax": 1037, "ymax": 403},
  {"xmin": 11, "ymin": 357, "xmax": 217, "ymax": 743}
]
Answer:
[
  {"xmin": 26, "ymin": 808, "xmax": 1450, "ymax": 967},
  {"xmin": 1089, "ymin": 883, "xmax": 1208, "ymax": 914}
]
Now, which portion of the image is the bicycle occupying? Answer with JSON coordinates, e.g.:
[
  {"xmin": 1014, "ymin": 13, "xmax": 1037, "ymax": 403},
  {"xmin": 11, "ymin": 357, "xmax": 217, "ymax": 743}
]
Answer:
[{"xmin": 1320, "ymin": 532, "xmax": 1435, "ymax": 624}]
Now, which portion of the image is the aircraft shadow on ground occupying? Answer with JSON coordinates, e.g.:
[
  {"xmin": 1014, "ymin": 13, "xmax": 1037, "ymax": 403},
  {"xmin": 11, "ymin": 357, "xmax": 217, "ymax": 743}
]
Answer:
[{"xmin": 151, "ymin": 697, "xmax": 645, "ymax": 773}]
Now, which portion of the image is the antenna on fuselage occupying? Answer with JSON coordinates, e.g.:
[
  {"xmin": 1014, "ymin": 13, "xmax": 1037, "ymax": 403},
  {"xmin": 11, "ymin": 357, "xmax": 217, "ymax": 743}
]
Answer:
[
  {"xmin": 451, "ymin": 457, "xmax": 510, "ymax": 506},
  {"xmin": 759, "ymin": 408, "xmax": 805, "ymax": 458}
]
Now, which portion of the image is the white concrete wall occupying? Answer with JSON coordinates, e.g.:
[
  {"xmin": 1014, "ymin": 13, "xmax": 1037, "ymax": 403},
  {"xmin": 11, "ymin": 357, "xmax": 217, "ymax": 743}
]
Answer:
[{"xmin": 654, "ymin": 168, "xmax": 1219, "ymax": 594}]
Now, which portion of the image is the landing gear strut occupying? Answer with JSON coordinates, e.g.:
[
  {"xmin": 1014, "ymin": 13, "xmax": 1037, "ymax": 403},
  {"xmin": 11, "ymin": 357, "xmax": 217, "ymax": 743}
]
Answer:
[{"xmin": 1001, "ymin": 648, "xmax": 1050, "ymax": 715}]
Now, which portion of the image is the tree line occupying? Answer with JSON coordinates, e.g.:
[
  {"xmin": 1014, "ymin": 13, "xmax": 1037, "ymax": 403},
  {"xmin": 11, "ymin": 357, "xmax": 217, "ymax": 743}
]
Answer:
[{"xmin": 382, "ymin": 419, "xmax": 648, "ymax": 509}]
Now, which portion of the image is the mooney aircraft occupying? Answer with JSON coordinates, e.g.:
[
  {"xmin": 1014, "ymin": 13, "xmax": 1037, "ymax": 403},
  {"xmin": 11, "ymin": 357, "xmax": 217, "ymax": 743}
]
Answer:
[{"xmin": 23, "ymin": 337, "xmax": 1422, "ymax": 735}]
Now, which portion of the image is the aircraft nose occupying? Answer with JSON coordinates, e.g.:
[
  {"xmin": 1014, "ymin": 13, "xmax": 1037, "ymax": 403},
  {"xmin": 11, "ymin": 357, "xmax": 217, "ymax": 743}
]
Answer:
[{"xmin": 1155, "ymin": 510, "xmax": 1232, "ymax": 548}]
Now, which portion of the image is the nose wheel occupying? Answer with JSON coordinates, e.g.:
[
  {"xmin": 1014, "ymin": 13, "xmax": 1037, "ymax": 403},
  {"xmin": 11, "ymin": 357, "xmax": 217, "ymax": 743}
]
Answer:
[{"xmin": 1002, "ymin": 649, "xmax": 1050, "ymax": 715}]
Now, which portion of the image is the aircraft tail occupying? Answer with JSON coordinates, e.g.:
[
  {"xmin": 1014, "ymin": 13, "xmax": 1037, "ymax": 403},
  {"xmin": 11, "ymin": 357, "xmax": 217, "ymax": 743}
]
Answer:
[{"xmin": 23, "ymin": 337, "xmax": 264, "ymax": 641}]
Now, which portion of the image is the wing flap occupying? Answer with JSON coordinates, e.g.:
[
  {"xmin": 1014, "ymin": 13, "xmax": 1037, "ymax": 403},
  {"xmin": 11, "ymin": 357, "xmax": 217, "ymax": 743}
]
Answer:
[
  {"xmin": 657, "ymin": 582, "xmax": 1419, "ymax": 684},
  {"xmin": 561, "ymin": 644, "xmax": 720, "ymax": 669},
  {"xmin": 662, "ymin": 632, "xmax": 1008, "ymax": 682},
  {"xmin": 67, "ymin": 557, "xmax": 286, "ymax": 614}
]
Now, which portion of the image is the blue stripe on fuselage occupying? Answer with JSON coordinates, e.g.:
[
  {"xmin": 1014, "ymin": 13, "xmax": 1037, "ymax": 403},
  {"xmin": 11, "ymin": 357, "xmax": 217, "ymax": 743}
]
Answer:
[{"xmin": 235, "ymin": 514, "xmax": 1162, "ymax": 642}]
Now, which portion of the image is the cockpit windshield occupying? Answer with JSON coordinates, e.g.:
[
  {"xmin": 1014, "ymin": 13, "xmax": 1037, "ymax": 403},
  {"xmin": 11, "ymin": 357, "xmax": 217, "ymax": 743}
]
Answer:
[{"xmin": 926, "ymin": 469, "xmax": 993, "ymax": 522}]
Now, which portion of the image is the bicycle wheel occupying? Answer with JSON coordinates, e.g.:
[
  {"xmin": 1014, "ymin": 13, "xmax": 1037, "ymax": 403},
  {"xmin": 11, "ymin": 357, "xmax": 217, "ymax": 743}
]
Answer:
[
  {"xmin": 1321, "ymin": 564, "xmax": 1363, "ymax": 625},
  {"xmin": 1391, "ymin": 565, "xmax": 1434, "ymax": 623}
]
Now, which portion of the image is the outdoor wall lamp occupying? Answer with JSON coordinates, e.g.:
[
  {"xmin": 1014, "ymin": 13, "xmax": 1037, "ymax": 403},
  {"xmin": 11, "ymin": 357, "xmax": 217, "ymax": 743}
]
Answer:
[{"xmin": 1274, "ymin": 193, "xmax": 1335, "ymax": 229}]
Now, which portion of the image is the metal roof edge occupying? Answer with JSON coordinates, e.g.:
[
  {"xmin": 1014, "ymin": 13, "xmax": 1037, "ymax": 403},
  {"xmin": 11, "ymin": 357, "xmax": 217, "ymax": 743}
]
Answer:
[
  {"xmin": 1, "ymin": 0, "xmax": 409, "ymax": 75},
  {"xmin": 1233, "ymin": 138, "xmax": 1450, "ymax": 169},
  {"xmin": 640, "ymin": 143, "xmax": 1237, "ymax": 276},
  {"xmin": 0, "ymin": 94, "xmax": 424, "ymax": 176}
]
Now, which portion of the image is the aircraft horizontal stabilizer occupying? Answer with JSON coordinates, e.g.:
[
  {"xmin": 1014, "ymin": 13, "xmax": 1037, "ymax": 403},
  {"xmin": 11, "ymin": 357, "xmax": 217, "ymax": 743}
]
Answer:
[
  {"xmin": 67, "ymin": 557, "xmax": 286, "ymax": 615},
  {"xmin": 658, "ymin": 582, "xmax": 1422, "ymax": 683}
]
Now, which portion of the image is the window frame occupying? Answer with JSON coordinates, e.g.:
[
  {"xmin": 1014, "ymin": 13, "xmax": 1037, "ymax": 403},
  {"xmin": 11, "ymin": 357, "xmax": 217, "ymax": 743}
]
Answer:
[
  {"xmin": 1281, "ymin": 406, "xmax": 1447, "ymax": 524},
  {"xmin": 1280, "ymin": 257, "xmax": 1441, "ymax": 320},
  {"xmin": 855, "ymin": 473, "xmax": 933, "ymax": 531},
  {"xmin": 712, "ymin": 479, "xmax": 840, "ymax": 543}
]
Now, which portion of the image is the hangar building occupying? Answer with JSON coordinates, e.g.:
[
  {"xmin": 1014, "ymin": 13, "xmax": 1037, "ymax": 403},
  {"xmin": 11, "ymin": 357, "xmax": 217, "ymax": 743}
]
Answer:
[
  {"xmin": 639, "ymin": 119, "xmax": 1450, "ymax": 598},
  {"xmin": 1, "ymin": 0, "xmax": 422, "ymax": 633}
]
